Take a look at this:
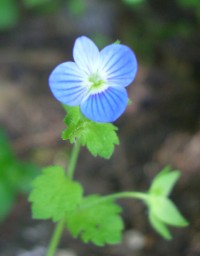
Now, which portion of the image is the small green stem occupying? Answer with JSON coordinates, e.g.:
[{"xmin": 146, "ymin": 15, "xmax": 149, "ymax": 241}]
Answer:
[
  {"xmin": 67, "ymin": 141, "xmax": 81, "ymax": 179},
  {"xmin": 103, "ymin": 191, "xmax": 148, "ymax": 201},
  {"xmin": 79, "ymin": 191, "xmax": 148, "ymax": 210},
  {"xmin": 47, "ymin": 218, "xmax": 65, "ymax": 256},
  {"xmin": 47, "ymin": 141, "xmax": 81, "ymax": 255}
]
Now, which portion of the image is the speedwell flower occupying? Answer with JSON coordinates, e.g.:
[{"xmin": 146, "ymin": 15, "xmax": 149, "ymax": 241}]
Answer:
[{"xmin": 49, "ymin": 36, "xmax": 137, "ymax": 123}]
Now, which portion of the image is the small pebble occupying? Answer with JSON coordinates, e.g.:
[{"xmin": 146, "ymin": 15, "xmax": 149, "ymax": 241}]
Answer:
[{"xmin": 124, "ymin": 230, "xmax": 145, "ymax": 251}]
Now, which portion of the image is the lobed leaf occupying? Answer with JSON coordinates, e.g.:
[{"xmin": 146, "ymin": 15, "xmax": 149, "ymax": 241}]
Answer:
[
  {"xmin": 29, "ymin": 166, "xmax": 83, "ymax": 221},
  {"xmin": 79, "ymin": 121, "xmax": 119, "ymax": 159},
  {"xmin": 66, "ymin": 195, "xmax": 124, "ymax": 246},
  {"xmin": 62, "ymin": 105, "xmax": 119, "ymax": 159}
]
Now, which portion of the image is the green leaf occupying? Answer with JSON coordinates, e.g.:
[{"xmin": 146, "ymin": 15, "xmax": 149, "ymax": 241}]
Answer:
[
  {"xmin": 29, "ymin": 166, "xmax": 83, "ymax": 221},
  {"xmin": 149, "ymin": 211, "xmax": 172, "ymax": 240},
  {"xmin": 66, "ymin": 195, "xmax": 124, "ymax": 246},
  {"xmin": 147, "ymin": 168, "xmax": 189, "ymax": 239},
  {"xmin": 62, "ymin": 105, "xmax": 119, "ymax": 159},
  {"xmin": 79, "ymin": 122, "xmax": 119, "ymax": 159},
  {"xmin": 149, "ymin": 166, "xmax": 181, "ymax": 196},
  {"xmin": 149, "ymin": 196, "xmax": 189, "ymax": 227}
]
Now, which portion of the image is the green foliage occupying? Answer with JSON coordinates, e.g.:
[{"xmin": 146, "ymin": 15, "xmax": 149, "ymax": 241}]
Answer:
[
  {"xmin": 62, "ymin": 105, "xmax": 119, "ymax": 159},
  {"xmin": 149, "ymin": 211, "xmax": 172, "ymax": 240},
  {"xmin": 146, "ymin": 166, "xmax": 188, "ymax": 239},
  {"xmin": 177, "ymin": 0, "xmax": 200, "ymax": 18},
  {"xmin": 23, "ymin": 0, "xmax": 61, "ymax": 14},
  {"xmin": 149, "ymin": 196, "xmax": 188, "ymax": 227},
  {"xmin": 29, "ymin": 166, "xmax": 83, "ymax": 221},
  {"xmin": 177, "ymin": 0, "xmax": 200, "ymax": 8},
  {"xmin": 0, "ymin": 183, "xmax": 15, "ymax": 222},
  {"xmin": 0, "ymin": 129, "xmax": 39, "ymax": 221},
  {"xmin": 0, "ymin": 0, "xmax": 61, "ymax": 30},
  {"xmin": 67, "ymin": 0, "xmax": 86, "ymax": 15},
  {"xmin": 0, "ymin": 0, "xmax": 19, "ymax": 30},
  {"xmin": 29, "ymin": 163, "xmax": 189, "ymax": 246},
  {"xmin": 149, "ymin": 166, "xmax": 180, "ymax": 197},
  {"xmin": 66, "ymin": 195, "xmax": 124, "ymax": 246},
  {"xmin": 114, "ymin": 39, "xmax": 121, "ymax": 44},
  {"xmin": 30, "ymin": 166, "xmax": 124, "ymax": 246},
  {"xmin": 123, "ymin": 0, "xmax": 145, "ymax": 5},
  {"xmin": 23, "ymin": 0, "xmax": 52, "ymax": 8}
]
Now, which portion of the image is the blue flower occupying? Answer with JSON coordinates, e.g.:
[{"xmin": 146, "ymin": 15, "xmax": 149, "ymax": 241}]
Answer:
[{"xmin": 49, "ymin": 36, "xmax": 137, "ymax": 123}]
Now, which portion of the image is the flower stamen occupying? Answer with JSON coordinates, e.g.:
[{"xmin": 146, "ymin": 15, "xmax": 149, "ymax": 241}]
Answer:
[
  {"xmin": 89, "ymin": 73, "xmax": 105, "ymax": 89},
  {"xmin": 87, "ymin": 73, "xmax": 108, "ymax": 95}
]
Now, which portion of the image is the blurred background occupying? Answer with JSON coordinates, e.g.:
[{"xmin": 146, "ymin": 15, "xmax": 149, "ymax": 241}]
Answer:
[{"xmin": 0, "ymin": 0, "xmax": 200, "ymax": 255}]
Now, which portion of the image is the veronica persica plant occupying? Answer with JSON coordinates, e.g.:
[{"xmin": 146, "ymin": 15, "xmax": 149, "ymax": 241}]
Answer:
[
  {"xmin": 29, "ymin": 36, "xmax": 188, "ymax": 256},
  {"xmin": 49, "ymin": 36, "xmax": 137, "ymax": 122}
]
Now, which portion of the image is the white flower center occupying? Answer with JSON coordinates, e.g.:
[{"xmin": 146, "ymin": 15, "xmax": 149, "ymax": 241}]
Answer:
[{"xmin": 87, "ymin": 71, "xmax": 108, "ymax": 94}]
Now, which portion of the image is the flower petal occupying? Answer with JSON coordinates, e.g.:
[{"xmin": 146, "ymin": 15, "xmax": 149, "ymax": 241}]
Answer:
[
  {"xmin": 100, "ymin": 44, "xmax": 137, "ymax": 87},
  {"xmin": 80, "ymin": 86, "xmax": 128, "ymax": 122},
  {"xmin": 49, "ymin": 62, "xmax": 87, "ymax": 106},
  {"xmin": 73, "ymin": 36, "xmax": 100, "ymax": 75}
]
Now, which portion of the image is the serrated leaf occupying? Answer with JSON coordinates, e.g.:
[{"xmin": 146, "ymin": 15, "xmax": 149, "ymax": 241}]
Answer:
[
  {"xmin": 149, "ymin": 196, "xmax": 189, "ymax": 227},
  {"xmin": 149, "ymin": 166, "xmax": 181, "ymax": 196},
  {"xmin": 29, "ymin": 166, "xmax": 83, "ymax": 221},
  {"xmin": 149, "ymin": 211, "xmax": 172, "ymax": 240},
  {"xmin": 66, "ymin": 195, "xmax": 124, "ymax": 246},
  {"xmin": 62, "ymin": 105, "xmax": 119, "ymax": 159},
  {"xmin": 79, "ymin": 122, "xmax": 119, "ymax": 159}
]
